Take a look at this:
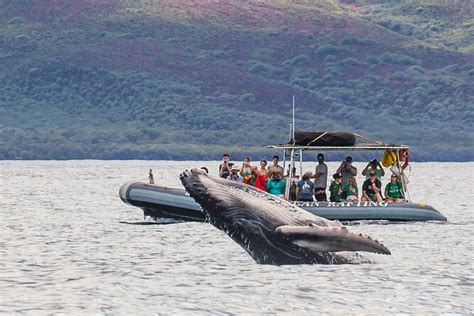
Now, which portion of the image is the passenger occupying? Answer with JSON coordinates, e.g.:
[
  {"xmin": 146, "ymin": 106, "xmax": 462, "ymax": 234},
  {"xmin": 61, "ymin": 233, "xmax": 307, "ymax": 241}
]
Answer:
[
  {"xmin": 243, "ymin": 165, "xmax": 267, "ymax": 191},
  {"xmin": 296, "ymin": 172, "xmax": 315, "ymax": 202},
  {"xmin": 227, "ymin": 165, "xmax": 243, "ymax": 182},
  {"xmin": 267, "ymin": 155, "xmax": 284, "ymax": 179},
  {"xmin": 336, "ymin": 156, "xmax": 357, "ymax": 186},
  {"xmin": 219, "ymin": 153, "xmax": 231, "ymax": 179},
  {"xmin": 385, "ymin": 173, "xmax": 404, "ymax": 203},
  {"xmin": 361, "ymin": 170, "xmax": 383, "ymax": 203},
  {"xmin": 362, "ymin": 158, "xmax": 385, "ymax": 180},
  {"xmin": 259, "ymin": 159, "xmax": 268, "ymax": 177},
  {"xmin": 240, "ymin": 156, "xmax": 252, "ymax": 178},
  {"xmin": 329, "ymin": 173, "xmax": 344, "ymax": 202},
  {"xmin": 343, "ymin": 176, "xmax": 359, "ymax": 202},
  {"xmin": 313, "ymin": 153, "xmax": 328, "ymax": 202},
  {"xmin": 266, "ymin": 173, "xmax": 285, "ymax": 198}
]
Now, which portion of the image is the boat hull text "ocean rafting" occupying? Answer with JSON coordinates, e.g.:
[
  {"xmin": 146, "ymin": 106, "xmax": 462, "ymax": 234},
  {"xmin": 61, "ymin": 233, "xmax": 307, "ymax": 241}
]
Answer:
[{"xmin": 293, "ymin": 201, "xmax": 390, "ymax": 208}]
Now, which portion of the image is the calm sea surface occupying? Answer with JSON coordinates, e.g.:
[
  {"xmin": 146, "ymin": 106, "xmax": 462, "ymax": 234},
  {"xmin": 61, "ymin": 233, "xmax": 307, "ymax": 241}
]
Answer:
[{"xmin": 1, "ymin": 161, "xmax": 473, "ymax": 314}]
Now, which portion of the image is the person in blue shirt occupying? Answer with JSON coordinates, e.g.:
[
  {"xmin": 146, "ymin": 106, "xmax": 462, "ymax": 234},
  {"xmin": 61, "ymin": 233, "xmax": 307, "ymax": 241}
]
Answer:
[{"xmin": 296, "ymin": 172, "xmax": 315, "ymax": 201}]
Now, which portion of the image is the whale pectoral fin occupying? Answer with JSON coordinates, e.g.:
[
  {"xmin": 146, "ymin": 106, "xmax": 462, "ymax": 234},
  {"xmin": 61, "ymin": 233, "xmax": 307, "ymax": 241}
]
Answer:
[{"xmin": 274, "ymin": 225, "xmax": 391, "ymax": 255}]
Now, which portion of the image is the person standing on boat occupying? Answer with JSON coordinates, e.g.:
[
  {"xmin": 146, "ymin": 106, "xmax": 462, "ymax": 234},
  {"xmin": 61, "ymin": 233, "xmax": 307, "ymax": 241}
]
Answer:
[
  {"xmin": 329, "ymin": 173, "xmax": 344, "ymax": 202},
  {"xmin": 336, "ymin": 156, "xmax": 357, "ymax": 186},
  {"xmin": 384, "ymin": 173, "xmax": 404, "ymax": 203},
  {"xmin": 259, "ymin": 159, "xmax": 268, "ymax": 177},
  {"xmin": 296, "ymin": 172, "xmax": 315, "ymax": 202},
  {"xmin": 362, "ymin": 159, "xmax": 385, "ymax": 180},
  {"xmin": 227, "ymin": 165, "xmax": 243, "ymax": 182},
  {"xmin": 219, "ymin": 153, "xmax": 232, "ymax": 179},
  {"xmin": 240, "ymin": 156, "xmax": 252, "ymax": 178},
  {"xmin": 361, "ymin": 171, "xmax": 383, "ymax": 203},
  {"xmin": 313, "ymin": 153, "xmax": 328, "ymax": 201},
  {"xmin": 267, "ymin": 155, "xmax": 284, "ymax": 179}
]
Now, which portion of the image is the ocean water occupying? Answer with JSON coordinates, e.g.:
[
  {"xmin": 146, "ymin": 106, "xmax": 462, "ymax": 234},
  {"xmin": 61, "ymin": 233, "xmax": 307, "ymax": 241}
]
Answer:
[{"xmin": 1, "ymin": 160, "xmax": 473, "ymax": 314}]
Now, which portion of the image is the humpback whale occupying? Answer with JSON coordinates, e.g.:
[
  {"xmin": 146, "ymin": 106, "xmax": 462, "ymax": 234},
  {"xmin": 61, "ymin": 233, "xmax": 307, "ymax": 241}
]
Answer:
[{"xmin": 180, "ymin": 168, "xmax": 390, "ymax": 265}]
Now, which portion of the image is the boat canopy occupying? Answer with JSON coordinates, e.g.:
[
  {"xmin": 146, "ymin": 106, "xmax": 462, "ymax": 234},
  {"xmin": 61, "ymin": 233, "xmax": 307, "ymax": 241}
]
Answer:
[{"xmin": 269, "ymin": 132, "xmax": 409, "ymax": 151}]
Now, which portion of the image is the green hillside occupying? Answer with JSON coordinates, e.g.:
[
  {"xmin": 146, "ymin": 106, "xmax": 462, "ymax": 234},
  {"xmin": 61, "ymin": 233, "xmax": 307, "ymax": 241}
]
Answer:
[{"xmin": 0, "ymin": 0, "xmax": 472, "ymax": 161}]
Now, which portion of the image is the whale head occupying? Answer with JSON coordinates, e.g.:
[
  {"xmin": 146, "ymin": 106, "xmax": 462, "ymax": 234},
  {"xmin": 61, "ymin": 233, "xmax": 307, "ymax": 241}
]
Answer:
[{"xmin": 180, "ymin": 168, "xmax": 390, "ymax": 265}]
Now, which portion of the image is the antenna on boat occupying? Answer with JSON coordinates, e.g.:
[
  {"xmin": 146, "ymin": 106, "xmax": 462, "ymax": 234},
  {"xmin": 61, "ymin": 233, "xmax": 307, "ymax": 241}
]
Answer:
[{"xmin": 292, "ymin": 95, "xmax": 296, "ymax": 144}]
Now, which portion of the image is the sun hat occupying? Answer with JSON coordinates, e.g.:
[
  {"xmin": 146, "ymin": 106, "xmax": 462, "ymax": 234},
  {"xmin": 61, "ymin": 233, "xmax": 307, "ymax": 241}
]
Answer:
[{"xmin": 231, "ymin": 165, "xmax": 240, "ymax": 171}]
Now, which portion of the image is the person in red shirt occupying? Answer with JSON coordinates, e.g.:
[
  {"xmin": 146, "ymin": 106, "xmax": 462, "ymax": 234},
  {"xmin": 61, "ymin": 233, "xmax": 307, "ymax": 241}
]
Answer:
[{"xmin": 243, "ymin": 165, "xmax": 267, "ymax": 191}]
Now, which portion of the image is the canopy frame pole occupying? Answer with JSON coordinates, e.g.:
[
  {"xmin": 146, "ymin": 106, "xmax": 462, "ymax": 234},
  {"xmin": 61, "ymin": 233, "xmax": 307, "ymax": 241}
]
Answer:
[
  {"xmin": 285, "ymin": 148, "xmax": 295, "ymax": 199},
  {"xmin": 394, "ymin": 149, "xmax": 410, "ymax": 203},
  {"xmin": 299, "ymin": 148, "xmax": 303, "ymax": 178}
]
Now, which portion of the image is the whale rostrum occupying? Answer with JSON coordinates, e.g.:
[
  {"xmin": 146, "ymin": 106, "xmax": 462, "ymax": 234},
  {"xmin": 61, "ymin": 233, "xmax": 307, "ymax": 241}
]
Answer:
[{"xmin": 180, "ymin": 168, "xmax": 390, "ymax": 265}]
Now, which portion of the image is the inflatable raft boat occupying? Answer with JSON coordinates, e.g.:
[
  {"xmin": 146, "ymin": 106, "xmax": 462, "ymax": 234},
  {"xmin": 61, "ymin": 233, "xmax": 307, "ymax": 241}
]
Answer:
[{"xmin": 119, "ymin": 130, "xmax": 447, "ymax": 223}]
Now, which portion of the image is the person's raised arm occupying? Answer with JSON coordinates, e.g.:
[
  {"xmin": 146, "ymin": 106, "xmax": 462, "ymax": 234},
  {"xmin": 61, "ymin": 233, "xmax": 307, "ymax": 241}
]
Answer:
[
  {"xmin": 379, "ymin": 162, "xmax": 385, "ymax": 177},
  {"xmin": 361, "ymin": 162, "xmax": 370, "ymax": 176}
]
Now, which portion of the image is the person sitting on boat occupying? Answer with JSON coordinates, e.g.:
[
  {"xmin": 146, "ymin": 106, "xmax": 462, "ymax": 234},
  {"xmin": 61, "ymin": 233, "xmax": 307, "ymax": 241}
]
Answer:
[
  {"xmin": 336, "ymin": 156, "xmax": 357, "ymax": 186},
  {"xmin": 267, "ymin": 155, "xmax": 284, "ymax": 179},
  {"xmin": 227, "ymin": 165, "xmax": 243, "ymax": 182},
  {"xmin": 244, "ymin": 165, "xmax": 267, "ymax": 191},
  {"xmin": 240, "ymin": 156, "xmax": 252, "ymax": 178},
  {"xmin": 296, "ymin": 172, "xmax": 315, "ymax": 202},
  {"xmin": 362, "ymin": 158, "xmax": 385, "ymax": 180},
  {"xmin": 266, "ymin": 173, "xmax": 285, "ymax": 198},
  {"xmin": 385, "ymin": 173, "xmax": 404, "ymax": 203},
  {"xmin": 219, "ymin": 153, "xmax": 231, "ymax": 179},
  {"xmin": 259, "ymin": 159, "xmax": 268, "ymax": 177},
  {"xmin": 312, "ymin": 153, "xmax": 328, "ymax": 202},
  {"xmin": 329, "ymin": 173, "xmax": 344, "ymax": 202},
  {"xmin": 343, "ymin": 176, "xmax": 359, "ymax": 202},
  {"xmin": 361, "ymin": 170, "xmax": 383, "ymax": 203}
]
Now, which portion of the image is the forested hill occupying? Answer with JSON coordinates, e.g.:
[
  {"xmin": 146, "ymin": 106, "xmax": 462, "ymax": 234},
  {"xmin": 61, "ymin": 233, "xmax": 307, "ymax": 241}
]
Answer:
[{"xmin": 0, "ymin": 0, "xmax": 472, "ymax": 161}]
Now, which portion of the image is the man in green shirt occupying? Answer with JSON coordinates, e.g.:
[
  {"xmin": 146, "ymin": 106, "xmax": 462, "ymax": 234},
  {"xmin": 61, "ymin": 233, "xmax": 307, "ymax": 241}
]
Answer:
[{"xmin": 362, "ymin": 159, "xmax": 385, "ymax": 180}]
